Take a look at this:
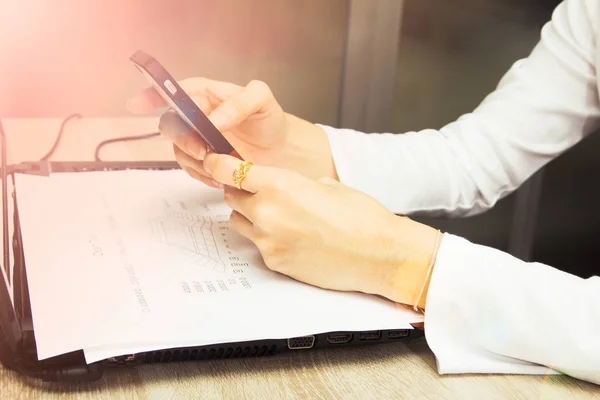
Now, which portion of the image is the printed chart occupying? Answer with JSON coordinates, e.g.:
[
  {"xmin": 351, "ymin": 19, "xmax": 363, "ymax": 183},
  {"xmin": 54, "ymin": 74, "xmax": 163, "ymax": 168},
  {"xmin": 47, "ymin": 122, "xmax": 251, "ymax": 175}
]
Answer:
[
  {"xmin": 148, "ymin": 202, "xmax": 226, "ymax": 273},
  {"xmin": 145, "ymin": 199, "xmax": 261, "ymax": 296}
]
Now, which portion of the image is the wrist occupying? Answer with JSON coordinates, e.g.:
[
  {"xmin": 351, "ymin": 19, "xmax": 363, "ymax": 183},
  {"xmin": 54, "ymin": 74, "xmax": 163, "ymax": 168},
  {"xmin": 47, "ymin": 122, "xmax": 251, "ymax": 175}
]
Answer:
[
  {"xmin": 413, "ymin": 230, "xmax": 443, "ymax": 310},
  {"xmin": 277, "ymin": 113, "xmax": 338, "ymax": 180},
  {"xmin": 378, "ymin": 218, "xmax": 441, "ymax": 308}
]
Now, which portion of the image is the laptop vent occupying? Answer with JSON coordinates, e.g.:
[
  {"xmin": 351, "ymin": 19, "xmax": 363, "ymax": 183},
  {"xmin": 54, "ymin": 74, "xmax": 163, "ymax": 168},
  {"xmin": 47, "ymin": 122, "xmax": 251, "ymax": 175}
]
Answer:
[{"xmin": 143, "ymin": 345, "xmax": 278, "ymax": 364}]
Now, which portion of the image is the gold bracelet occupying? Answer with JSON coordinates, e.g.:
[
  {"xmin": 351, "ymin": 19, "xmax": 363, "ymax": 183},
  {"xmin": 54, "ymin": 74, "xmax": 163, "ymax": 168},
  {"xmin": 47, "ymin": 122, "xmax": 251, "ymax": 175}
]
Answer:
[{"xmin": 412, "ymin": 229, "xmax": 443, "ymax": 313}]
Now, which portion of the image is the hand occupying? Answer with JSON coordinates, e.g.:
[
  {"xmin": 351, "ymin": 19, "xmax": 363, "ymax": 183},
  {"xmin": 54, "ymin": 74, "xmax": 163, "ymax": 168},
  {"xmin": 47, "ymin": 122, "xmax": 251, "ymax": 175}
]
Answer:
[
  {"xmin": 127, "ymin": 77, "xmax": 337, "ymax": 188},
  {"xmin": 203, "ymin": 152, "xmax": 440, "ymax": 307}
]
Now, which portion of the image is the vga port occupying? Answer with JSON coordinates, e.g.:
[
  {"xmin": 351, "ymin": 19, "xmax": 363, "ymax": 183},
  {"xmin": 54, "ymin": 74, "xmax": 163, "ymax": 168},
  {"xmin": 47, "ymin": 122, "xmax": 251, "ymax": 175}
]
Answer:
[{"xmin": 287, "ymin": 335, "xmax": 315, "ymax": 349}]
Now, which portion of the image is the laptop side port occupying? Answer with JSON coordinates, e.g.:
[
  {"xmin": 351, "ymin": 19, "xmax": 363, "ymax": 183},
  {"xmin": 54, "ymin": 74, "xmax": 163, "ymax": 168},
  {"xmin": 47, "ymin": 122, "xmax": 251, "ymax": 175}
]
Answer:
[
  {"xmin": 388, "ymin": 329, "xmax": 409, "ymax": 339},
  {"xmin": 358, "ymin": 330, "xmax": 381, "ymax": 341},
  {"xmin": 107, "ymin": 354, "xmax": 137, "ymax": 366},
  {"xmin": 287, "ymin": 335, "xmax": 315, "ymax": 349},
  {"xmin": 326, "ymin": 333, "xmax": 353, "ymax": 344}
]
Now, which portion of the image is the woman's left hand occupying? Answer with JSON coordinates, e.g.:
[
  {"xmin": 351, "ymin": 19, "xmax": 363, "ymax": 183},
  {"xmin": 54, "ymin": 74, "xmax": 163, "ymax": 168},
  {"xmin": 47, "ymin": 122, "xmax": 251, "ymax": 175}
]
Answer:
[{"xmin": 203, "ymin": 153, "xmax": 440, "ymax": 307}]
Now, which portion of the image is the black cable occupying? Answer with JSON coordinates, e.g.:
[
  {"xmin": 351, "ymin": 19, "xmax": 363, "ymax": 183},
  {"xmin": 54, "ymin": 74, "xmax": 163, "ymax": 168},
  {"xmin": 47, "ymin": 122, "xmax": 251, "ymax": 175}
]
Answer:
[
  {"xmin": 93, "ymin": 131, "xmax": 161, "ymax": 161},
  {"xmin": 36, "ymin": 111, "xmax": 160, "ymax": 162},
  {"xmin": 39, "ymin": 113, "xmax": 82, "ymax": 161}
]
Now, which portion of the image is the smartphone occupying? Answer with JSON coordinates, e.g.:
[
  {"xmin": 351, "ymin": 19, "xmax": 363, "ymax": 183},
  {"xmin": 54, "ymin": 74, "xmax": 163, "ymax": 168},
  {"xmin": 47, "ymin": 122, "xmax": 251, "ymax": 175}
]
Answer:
[{"xmin": 130, "ymin": 50, "xmax": 241, "ymax": 159}]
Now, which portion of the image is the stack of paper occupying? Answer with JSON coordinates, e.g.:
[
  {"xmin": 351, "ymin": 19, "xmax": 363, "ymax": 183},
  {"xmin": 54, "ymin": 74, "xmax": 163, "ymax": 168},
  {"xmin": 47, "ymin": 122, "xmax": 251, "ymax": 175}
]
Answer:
[{"xmin": 13, "ymin": 169, "xmax": 423, "ymax": 363}]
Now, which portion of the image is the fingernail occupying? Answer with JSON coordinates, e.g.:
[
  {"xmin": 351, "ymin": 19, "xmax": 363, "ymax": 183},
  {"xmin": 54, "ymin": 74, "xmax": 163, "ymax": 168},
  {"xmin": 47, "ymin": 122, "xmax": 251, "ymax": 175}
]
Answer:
[{"xmin": 186, "ymin": 142, "xmax": 206, "ymax": 159}]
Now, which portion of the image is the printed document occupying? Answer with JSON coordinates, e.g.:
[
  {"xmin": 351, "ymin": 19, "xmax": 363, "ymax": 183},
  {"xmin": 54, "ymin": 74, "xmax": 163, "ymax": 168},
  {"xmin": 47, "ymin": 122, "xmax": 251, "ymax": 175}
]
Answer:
[{"xmin": 14, "ymin": 170, "xmax": 423, "ymax": 362}]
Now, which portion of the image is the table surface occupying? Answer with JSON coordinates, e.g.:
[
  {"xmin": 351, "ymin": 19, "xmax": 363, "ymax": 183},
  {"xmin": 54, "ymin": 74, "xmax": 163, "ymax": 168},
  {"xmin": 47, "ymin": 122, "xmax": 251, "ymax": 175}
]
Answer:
[{"xmin": 1, "ymin": 117, "xmax": 599, "ymax": 399}]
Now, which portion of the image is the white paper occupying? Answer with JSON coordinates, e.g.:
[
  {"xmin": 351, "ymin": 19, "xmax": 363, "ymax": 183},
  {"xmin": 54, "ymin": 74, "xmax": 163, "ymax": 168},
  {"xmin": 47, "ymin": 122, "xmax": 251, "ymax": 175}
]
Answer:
[{"xmin": 14, "ymin": 170, "xmax": 423, "ymax": 362}]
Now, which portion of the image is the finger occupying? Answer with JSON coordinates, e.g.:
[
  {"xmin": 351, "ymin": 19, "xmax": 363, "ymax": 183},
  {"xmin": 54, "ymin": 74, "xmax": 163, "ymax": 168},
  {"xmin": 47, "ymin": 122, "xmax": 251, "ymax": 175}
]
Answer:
[
  {"xmin": 208, "ymin": 80, "xmax": 274, "ymax": 132},
  {"xmin": 126, "ymin": 77, "xmax": 243, "ymax": 114},
  {"xmin": 126, "ymin": 87, "xmax": 167, "ymax": 113},
  {"xmin": 229, "ymin": 210, "xmax": 255, "ymax": 241},
  {"xmin": 159, "ymin": 111, "xmax": 207, "ymax": 159},
  {"xmin": 178, "ymin": 77, "xmax": 244, "ymax": 102},
  {"xmin": 223, "ymin": 185, "xmax": 256, "ymax": 221},
  {"xmin": 181, "ymin": 166, "xmax": 223, "ymax": 189},
  {"xmin": 173, "ymin": 144, "xmax": 212, "ymax": 178},
  {"xmin": 203, "ymin": 152, "xmax": 265, "ymax": 193},
  {"xmin": 190, "ymin": 95, "xmax": 212, "ymax": 115}
]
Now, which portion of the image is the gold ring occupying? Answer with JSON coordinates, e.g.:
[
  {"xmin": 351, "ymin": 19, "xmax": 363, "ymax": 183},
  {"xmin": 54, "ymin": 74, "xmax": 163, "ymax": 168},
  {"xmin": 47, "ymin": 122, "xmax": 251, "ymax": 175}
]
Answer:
[{"xmin": 232, "ymin": 161, "xmax": 253, "ymax": 190}]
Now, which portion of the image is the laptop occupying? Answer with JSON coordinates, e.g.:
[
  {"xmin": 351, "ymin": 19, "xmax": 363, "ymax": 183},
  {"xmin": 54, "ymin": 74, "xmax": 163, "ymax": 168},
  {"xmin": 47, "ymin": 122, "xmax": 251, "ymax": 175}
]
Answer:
[{"xmin": 0, "ymin": 126, "xmax": 423, "ymax": 383}]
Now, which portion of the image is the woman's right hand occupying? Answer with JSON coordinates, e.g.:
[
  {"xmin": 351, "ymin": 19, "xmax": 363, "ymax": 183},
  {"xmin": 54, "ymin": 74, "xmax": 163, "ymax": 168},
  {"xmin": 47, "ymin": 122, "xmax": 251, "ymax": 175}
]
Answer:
[{"xmin": 126, "ymin": 78, "xmax": 293, "ymax": 188}]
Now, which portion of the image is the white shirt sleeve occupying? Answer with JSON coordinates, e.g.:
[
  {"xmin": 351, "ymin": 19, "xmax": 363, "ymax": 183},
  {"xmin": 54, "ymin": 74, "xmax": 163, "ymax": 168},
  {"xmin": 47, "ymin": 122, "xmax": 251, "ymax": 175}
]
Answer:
[
  {"xmin": 319, "ymin": 0, "xmax": 600, "ymax": 385},
  {"xmin": 320, "ymin": 0, "xmax": 600, "ymax": 218},
  {"xmin": 425, "ymin": 234, "xmax": 600, "ymax": 385}
]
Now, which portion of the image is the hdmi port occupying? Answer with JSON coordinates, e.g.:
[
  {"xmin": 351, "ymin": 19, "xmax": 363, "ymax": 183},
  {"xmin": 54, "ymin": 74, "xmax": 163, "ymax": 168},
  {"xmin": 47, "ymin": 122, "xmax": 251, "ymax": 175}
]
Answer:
[{"xmin": 326, "ymin": 334, "xmax": 353, "ymax": 344}]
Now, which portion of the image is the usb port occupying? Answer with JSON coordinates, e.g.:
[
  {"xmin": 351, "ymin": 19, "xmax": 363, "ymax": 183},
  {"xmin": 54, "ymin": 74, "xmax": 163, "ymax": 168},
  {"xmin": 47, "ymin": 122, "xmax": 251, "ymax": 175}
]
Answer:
[
  {"xmin": 358, "ymin": 331, "xmax": 381, "ymax": 341},
  {"xmin": 388, "ymin": 330, "xmax": 409, "ymax": 339}
]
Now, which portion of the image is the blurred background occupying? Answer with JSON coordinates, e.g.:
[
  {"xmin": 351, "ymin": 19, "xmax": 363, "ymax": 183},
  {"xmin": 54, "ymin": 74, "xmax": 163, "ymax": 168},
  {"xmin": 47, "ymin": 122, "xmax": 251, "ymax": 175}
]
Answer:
[{"xmin": 0, "ymin": 0, "xmax": 597, "ymax": 278}]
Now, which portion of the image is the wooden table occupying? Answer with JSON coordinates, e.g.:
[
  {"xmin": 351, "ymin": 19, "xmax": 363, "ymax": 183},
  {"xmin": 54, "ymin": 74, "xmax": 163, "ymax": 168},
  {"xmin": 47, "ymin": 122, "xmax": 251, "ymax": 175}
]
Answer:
[{"xmin": 1, "ymin": 118, "xmax": 599, "ymax": 399}]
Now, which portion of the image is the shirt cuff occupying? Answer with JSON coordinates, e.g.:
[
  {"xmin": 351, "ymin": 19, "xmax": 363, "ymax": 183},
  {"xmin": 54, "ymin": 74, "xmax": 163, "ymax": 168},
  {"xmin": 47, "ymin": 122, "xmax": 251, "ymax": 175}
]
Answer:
[
  {"xmin": 317, "ymin": 124, "xmax": 363, "ymax": 189},
  {"xmin": 423, "ymin": 233, "xmax": 559, "ymax": 376}
]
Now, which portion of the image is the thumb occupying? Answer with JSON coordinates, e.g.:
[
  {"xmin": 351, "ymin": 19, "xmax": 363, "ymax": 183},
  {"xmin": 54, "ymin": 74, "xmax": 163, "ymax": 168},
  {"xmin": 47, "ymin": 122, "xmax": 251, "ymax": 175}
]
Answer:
[{"xmin": 208, "ymin": 80, "xmax": 274, "ymax": 131}]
